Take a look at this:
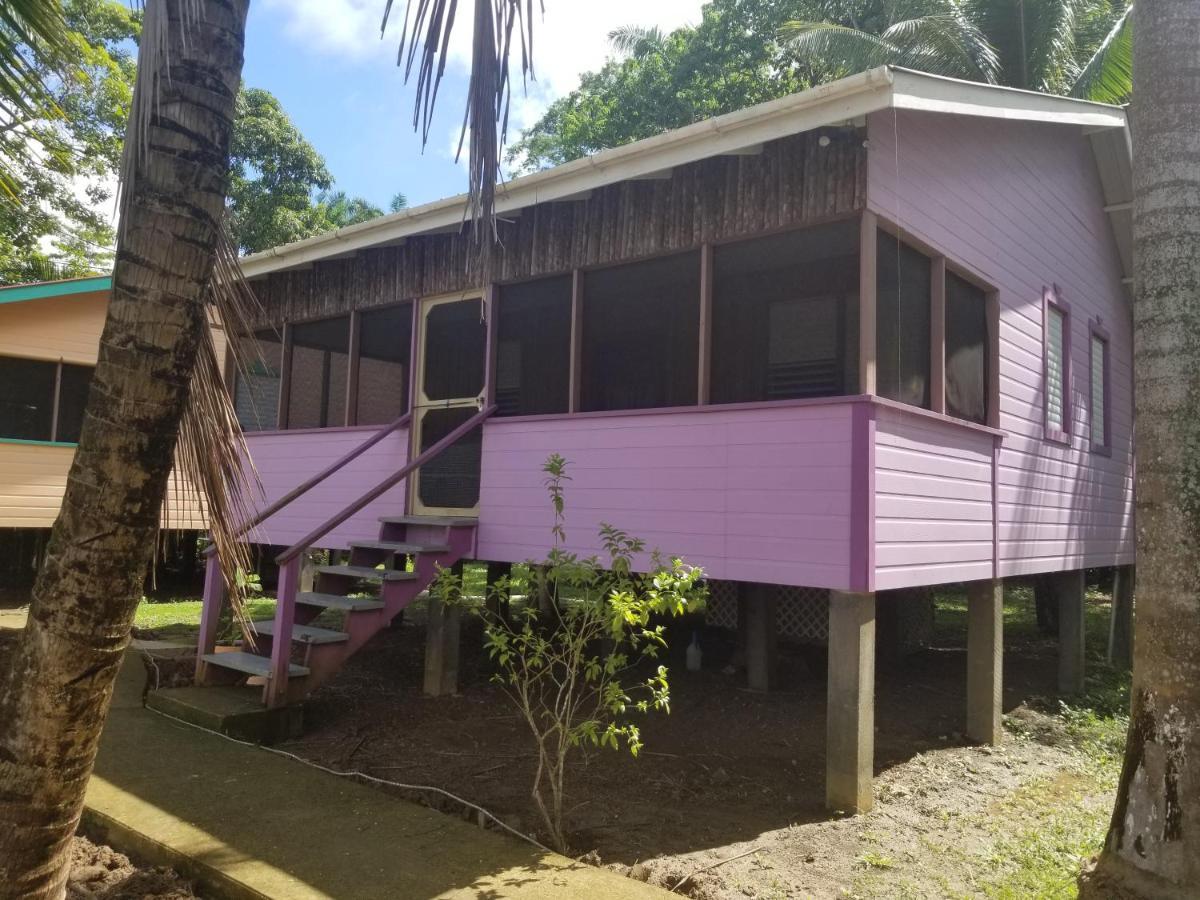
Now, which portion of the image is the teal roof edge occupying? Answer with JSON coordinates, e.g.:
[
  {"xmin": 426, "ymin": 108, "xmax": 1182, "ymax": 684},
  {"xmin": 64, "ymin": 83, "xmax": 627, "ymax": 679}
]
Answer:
[{"xmin": 0, "ymin": 275, "xmax": 112, "ymax": 305}]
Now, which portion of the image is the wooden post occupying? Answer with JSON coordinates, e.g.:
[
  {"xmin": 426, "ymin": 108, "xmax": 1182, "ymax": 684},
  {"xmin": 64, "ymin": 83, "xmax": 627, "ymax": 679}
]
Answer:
[
  {"xmin": 276, "ymin": 321, "xmax": 293, "ymax": 430},
  {"xmin": 1055, "ymin": 569, "xmax": 1086, "ymax": 694},
  {"xmin": 485, "ymin": 561, "xmax": 512, "ymax": 623},
  {"xmin": 194, "ymin": 554, "xmax": 226, "ymax": 683},
  {"xmin": 967, "ymin": 578, "xmax": 1003, "ymax": 744},
  {"xmin": 569, "ymin": 269, "xmax": 583, "ymax": 413},
  {"xmin": 986, "ymin": 291, "xmax": 1001, "ymax": 429},
  {"xmin": 858, "ymin": 211, "xmax": 878, "ymax": 395},
  {"xmin": 743, "ymin": 583, "xmax": 777, "ymax": 692},
  {"xmin": 930, "ymin": 257, "xmax": 947, "ymax": 414},
  {"xmin": 345, "ymin": 309, "xmax": 361, "ymax": 426},
  {"xmin": 827, "ymin": 590, "xmax": 875, "ymax": 813},
  {"xmin": 698, "ymin": 243, "xmax": 713, "ymax": 405},
  {"xmin": 1108, "ymin": 564, "xmax": 1134, "ymax": 671},
  {"xmin": 424, "ymin": 561, "xmax": 463, "ymax": 696}
]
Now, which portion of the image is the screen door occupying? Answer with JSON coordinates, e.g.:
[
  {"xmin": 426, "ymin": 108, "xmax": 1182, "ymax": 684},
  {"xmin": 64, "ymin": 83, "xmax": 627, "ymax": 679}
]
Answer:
[{"xmin": 410, "ymin": 294, "xmax": 487, "ymax": 516}]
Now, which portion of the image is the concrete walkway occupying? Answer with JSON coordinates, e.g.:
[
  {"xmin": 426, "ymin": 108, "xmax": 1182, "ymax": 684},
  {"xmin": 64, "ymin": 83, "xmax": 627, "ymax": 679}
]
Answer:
[{"xmin": 86, "ymin": 655, "xmax": 667, "ymax": 899}]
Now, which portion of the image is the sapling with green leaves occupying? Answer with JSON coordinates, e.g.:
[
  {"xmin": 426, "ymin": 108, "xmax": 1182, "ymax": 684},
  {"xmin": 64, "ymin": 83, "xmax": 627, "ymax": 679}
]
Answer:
[{"xmin": 432, "ymin": 454, "xmax": 706, "ymax": 852}]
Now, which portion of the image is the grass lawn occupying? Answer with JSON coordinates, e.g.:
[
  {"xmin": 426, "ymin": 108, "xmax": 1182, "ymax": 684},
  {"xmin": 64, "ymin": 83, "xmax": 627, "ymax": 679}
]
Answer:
[{"xmin": 134, "ymin": 597, "xmax": 276, "ymax": 643}]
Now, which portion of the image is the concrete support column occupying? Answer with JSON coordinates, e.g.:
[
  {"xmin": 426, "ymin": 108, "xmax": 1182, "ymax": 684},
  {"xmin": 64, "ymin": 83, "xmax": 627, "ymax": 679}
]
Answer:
[
  {"xmin": 1108, "ymin": 564, "xmax": 1134, "ymax": 671},
  {"xmin": 742, "ymin": 583, "xmax": 777, "ymax": 692},
  {"xmin": 966, "ymin": 579, "xmax": 1004, "ymax": 745},
  {"xmin": 826, "ymin": 590, "xmax": 875, "ymax": 814},
  {"xmin": 1054, "ymin": 569, "xmax": 1086, "ymax": 694},
  {"xmin": 424, "ymin": 562, "xmax": 462, "ymax": 696},
  {"xmin": 485, "ymin": 561, "xmax": 512, "ymax": 623}
]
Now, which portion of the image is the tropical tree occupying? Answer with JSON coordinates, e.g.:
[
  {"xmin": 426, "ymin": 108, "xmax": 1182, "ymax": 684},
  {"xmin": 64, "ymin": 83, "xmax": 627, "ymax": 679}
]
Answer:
[
  {"xmin": 1081, "ymin": 2, "xmax": 1200, "ymax": 896},
  {"xmin": 0, "ymin": 0, "xmax": 530, "ymax": 892},
  {"xmin": 782, "ymin": 0, "xmax": 1132, "ymax": 102}
]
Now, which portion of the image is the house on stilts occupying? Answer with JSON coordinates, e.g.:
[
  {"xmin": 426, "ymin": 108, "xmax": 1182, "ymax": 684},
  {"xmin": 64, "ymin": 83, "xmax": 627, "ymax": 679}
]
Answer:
[{"xmin": 181, "ymin": 67, "xmax": 1135, "ymax": 813}]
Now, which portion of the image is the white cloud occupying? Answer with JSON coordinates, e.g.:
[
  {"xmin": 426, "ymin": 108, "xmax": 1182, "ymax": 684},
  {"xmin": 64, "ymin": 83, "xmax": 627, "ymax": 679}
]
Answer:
[{"xmin": 261, "ymin": 0, "xmax": 393, "ymax": 61}]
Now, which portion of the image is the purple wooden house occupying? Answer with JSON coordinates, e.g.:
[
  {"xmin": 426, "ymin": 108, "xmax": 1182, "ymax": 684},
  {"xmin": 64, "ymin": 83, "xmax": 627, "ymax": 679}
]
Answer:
[{"xmin": 187, "ymin": 68, "xmax": 1134, "ymax": 812}]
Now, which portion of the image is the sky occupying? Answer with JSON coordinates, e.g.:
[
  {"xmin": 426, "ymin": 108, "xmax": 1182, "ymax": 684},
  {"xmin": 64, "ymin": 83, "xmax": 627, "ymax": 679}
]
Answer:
[{"xmin": 241, "ymin": 1, "xmax": 707, "ymax": 210}]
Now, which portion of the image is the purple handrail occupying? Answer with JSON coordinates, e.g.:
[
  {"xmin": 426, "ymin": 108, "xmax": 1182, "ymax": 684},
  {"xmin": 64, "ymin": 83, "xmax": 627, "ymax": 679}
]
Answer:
[
  {"xmin": 204, "ymin": 412, "xmax": 412, "ymax": 555},
  {"xmin": 275, "ymin": 404, "xmax": 497, "ymax": 565}
]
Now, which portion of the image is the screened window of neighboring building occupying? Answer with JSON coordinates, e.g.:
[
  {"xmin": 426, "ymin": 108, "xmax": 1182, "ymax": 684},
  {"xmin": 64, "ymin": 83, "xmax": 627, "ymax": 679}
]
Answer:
[
  {"xmin": 1044, "ymin": 290, "xmax": 1070, "ymax": 441},
  {"xmin": 711, "ymin": 220, "xmax": 859, "ymax": 405},
  {"xmin": 357, "ymin": 304, "xmax": 412, "ymax": 425},
  {"xmin": 1090, "ymin": 327, "xmax": 1110, "ymax": 452},
  {"xmin": 0, "ymin": 356, "xmax": 93, "ymax": 443},
  {"xmin": 945, "ymin": 272, "xmax": 989, "ymax": 425},
  {"xmin": 496, "ymin": 276, "xmax": 572, "ymax": 416},
  {"xmin": 234, "ymin": 328, "xmax": 283, "ymax": 432},
  {"xmin": 877, "ymin": 231, "xmax": 931, "ymax": 409},
  {"xmin": 580, "ymin": 251, "xmax": 700, "ymax": 413},
  {"xmin": 288, "ymin": 316, "xmax": 351, "ymax": 429}
]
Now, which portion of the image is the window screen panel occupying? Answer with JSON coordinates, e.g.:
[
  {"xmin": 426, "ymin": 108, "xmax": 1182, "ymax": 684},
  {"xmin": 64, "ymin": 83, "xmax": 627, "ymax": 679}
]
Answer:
[
  {"xmin": 581, "ymin": 252, "xmax": 700, "ymax": 412},
  {"xmin": 711, "ymin": 221, "xmax": 859, "ymax": 404},
  {"xmin": 56, "ymin": 364, "xmax": 93, "ymax": 444},
  {"xmin": 1091, "ymin": 334, "xmax": 1107, "ymax": 446},
  {"xmin": 945, "ymin": 273, "xmax": 988, "ymax": 424},
  {"xmin": 357, "ymin": 303, "xmax": 412, "ymax": 424},
  {"xmin": 288, "ymin": 316, "xmax": 350, "ymax": 429},
  {"xmin": 877, "ymin": 231, "xmax": 931, "ymax": 409},
  {"xmin": 417, "ymin": 406, "xmax": 482, "ymax": 510},
  {"xmin": 0, "ymin": 357, "xmax": 56, "ymax": 441},
  {"xmin": 496, "ymin": 276, "xmax": 572, "ymax": 416},
  {"xmin": 234, "ymin": 329, "xmax": 283, "ymax": 432},
  {"xmin": 1046, "ymin": 306, "xmax": 1066, "ymax": 431}
]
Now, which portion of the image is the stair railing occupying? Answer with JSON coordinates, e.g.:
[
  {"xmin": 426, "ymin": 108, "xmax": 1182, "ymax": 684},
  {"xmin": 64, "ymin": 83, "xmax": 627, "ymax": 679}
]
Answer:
[
  {"xmin": 264, "ymin": 404, "xmax": 497, "ymax": 707},
  {"xmin": 196, "ymin": 412, "xmax": 409, "ymax": 678}
]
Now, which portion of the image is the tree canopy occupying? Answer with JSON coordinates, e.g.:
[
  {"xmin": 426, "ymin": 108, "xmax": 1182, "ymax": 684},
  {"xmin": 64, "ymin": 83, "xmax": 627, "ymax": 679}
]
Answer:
[
  {"xmin": 0, "ymin": 0, "xmax": 396, "ymax": 281},
  {"xmin": 509, "ymin": 0, "xmax": 1131, "ymax": 175}
]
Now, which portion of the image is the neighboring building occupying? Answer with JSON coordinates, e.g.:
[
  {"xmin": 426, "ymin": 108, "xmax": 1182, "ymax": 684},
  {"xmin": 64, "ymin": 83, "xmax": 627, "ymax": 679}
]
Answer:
[
  {"xmin": 177, "ymin": 68, "xmax": 1131, "ymax": 811},
  {"xmin": 0, "ymin": 276, "xmax": 224, "ymax": 573}
]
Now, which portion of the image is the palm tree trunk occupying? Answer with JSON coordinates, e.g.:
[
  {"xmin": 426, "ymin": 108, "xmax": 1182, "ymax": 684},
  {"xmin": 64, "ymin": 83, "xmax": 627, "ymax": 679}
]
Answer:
[
  {"xmin": 0, "ymin": 2, "xmax": 248, "ymax": 896},
  {"xmin": 1083, "ymin": 3, "xmax": 1200, "ymax": 897}
]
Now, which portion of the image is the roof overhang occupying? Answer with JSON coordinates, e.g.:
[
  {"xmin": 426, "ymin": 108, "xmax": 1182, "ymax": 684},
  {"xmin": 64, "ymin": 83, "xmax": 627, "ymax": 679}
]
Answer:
[
  {"xmin": 0, "ymin": 275, "xmax": 112, "ymax": 305},
  {"xmin": 238, "ymin": 66, "xmax": 1130, "ymax": 281}
]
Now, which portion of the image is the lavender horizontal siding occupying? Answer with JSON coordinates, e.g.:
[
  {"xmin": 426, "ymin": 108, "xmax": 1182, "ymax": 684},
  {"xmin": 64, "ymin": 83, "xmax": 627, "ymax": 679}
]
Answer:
[
  {"xmin": 869, "ymin": 110, "xmax": 1134, "ymax": 577},
  {"xmin": 873, "ymin": 406, "xmax": 995, "ymax": 589},
  {"xmin": 476, "ymin": 403, "xmax": 857, "ymax": 589},
  {"xmin": 240, "ymin": 427, "xmax": 410, "ymax": 550}
]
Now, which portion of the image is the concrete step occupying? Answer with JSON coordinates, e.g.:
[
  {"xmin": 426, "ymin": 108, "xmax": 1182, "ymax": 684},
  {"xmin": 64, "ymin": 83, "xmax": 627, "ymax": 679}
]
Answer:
[
  {"xmin": 146, "ymin": 685, "xmax": 302, "ymax": 743},
  {"xmin": 378, "ymin": 515, "xmax": 477, "ymax": 528},
  {"xmin": 202, "ymin": 651, "xmax": 309, "ymax": 679},
  {"xmin": 315, "ymin": 564, "xmax": 417, "ymax": 582},
  {"xmin": 296, "ymin": 592, "xmax": 384, "ymax": 612},
  {"xmin": 350, "ymin": 540, "xmax": 449, "ymax": 555},
  {"xmin": 251, "ymin": 621, "xmax": 348, "ymax": 645}
]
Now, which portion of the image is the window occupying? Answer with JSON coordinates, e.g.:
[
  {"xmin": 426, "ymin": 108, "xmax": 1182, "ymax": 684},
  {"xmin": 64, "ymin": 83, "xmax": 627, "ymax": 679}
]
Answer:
[
  {"xmin": 1090, "ymin": 323, "xmax": 1110, "ymax": 453},
  {"xmin": 1044, "ymin": 286, "xmax": 1070, "ymax": 442},
  {"xmin": 711, "ymin": 221, "xmax": 859, "ymax": 404},
  {"xmin": 945, "ymin": 272, "xmax": 989, "ymax": 424},
  {"xmin": 580, "ymin": 251, "xmax": 700, "ymax": 412},
  {"xmin": 0, "ymin": 356, "xmax": 94, "ymax": 443},
  {"xmin": 234, "ymin": 328, "xmax": 283, "ymax": 432},
  {"xmin": 496, "ymin": 276, "xmax": 572, "ymax": 416},
  {"xmin": 357, "ymin": 304, "xmax": 412, "ymax": 425},
  {"xmin": 288, "ymin": 316, "xmax": 351, "ymax": 429},
  {"xmin": 877, "ymin": 231, "xmax": 932, "ymax": 409}
]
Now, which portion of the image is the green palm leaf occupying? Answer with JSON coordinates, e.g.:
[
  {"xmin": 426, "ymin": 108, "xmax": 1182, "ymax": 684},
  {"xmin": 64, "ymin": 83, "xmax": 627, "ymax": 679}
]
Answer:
[
  {"xmin": 883, "ymin": 13, "xmax": 1002, "ymax": 81},
  {"xmin": 1071, "ymin": 5, "xmax": 1131, "ymax": 103},
  {"xmin": 779, "ymin": 20, "xmax": 904, "ymax": 74}
]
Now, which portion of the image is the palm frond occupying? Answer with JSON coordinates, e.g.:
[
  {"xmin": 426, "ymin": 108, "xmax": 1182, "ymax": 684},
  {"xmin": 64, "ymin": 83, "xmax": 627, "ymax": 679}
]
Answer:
[
  {"xmin": 382, "ymin": 0, "xmax": 541, "ymax": 283},
  {"xmin": 779, "ymin": 20, "xmax": 901, "ymax": 74},
  {"xmin": 608, "ymin": 24, "xmax": 665, "ymax": 58},
  {"xmin": 884, "ymin": 13, "xmax": 1001, "ymax": 81},
  {"xmin": 1071, "ymin": 5, "xmax": 1131, "ymax": 103}
]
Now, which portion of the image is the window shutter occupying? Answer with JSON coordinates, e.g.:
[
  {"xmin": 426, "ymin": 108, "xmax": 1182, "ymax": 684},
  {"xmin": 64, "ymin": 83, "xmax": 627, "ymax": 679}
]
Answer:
[{"xmin": 1046, "ymin": 307, "xmax": 1066, "ymax": 430}]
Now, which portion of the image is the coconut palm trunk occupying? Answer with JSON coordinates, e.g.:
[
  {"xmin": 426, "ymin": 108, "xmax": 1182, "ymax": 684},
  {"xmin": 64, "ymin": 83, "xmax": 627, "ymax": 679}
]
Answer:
[
  {"xmin": 1083, "ymin": 2, "xmax": 1200, "ymax": 897},
  {"xmin": 0, "ymin": 1, "xmax": 249, "ymax": 895}
]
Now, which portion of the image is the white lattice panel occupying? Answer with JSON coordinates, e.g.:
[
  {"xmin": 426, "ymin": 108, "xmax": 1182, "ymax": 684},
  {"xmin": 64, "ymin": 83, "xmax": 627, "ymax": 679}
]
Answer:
[{"xmin": 705, "ymin": 581, "xmax": 830, "ymax": 643}]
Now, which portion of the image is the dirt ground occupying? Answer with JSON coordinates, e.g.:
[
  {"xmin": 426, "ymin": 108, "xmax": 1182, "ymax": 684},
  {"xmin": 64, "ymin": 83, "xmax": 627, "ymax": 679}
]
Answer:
[
  {"xmin": 66, "ymin": 835, "xmax": 200, "ymax": 899},
  {"xmin": 280, "ymin": 589, "xmax": 1123, "ymax": 899}
]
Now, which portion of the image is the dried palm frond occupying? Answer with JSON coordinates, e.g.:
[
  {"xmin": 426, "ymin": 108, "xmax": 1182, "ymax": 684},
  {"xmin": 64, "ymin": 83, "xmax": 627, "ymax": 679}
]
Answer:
[{"xmin": 382, "ymin": 0, "xmax": 541, "ymax": 283}]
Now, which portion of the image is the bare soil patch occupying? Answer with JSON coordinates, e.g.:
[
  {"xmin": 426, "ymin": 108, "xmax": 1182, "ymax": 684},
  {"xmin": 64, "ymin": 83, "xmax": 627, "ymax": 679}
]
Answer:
[{"xmin": 281, "ymin": 592, "xmax": 1123, "ymax": 899}]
